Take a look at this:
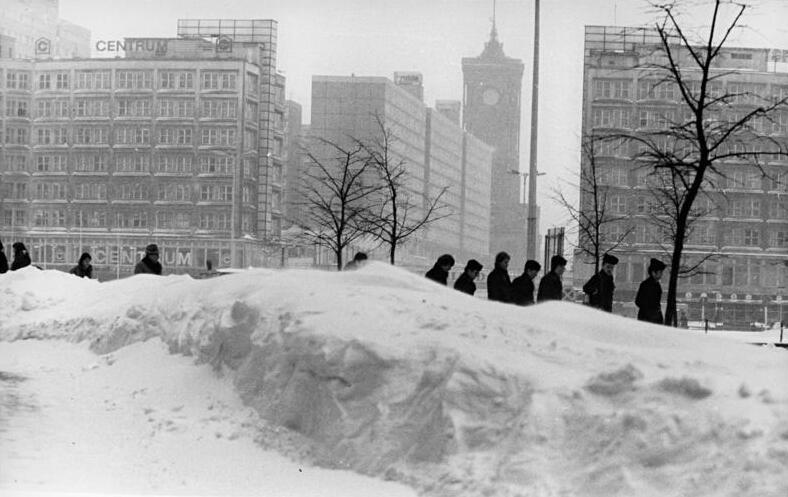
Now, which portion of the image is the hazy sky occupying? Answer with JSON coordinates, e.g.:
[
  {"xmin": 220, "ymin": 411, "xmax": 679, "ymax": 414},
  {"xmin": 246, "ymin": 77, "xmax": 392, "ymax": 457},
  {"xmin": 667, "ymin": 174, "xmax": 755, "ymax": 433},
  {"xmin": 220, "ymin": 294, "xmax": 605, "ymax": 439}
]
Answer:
[{"xmin": 58, "ymin": 0, "xmax": 788, "ymax": 233}]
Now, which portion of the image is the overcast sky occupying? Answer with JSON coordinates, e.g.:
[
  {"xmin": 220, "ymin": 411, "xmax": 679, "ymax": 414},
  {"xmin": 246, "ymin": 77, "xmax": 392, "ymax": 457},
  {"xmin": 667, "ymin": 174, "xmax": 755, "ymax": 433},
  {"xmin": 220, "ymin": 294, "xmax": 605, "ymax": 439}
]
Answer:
[{"xmin": 59, "ymin": 0, "xmax": 788, "ymax": 233}]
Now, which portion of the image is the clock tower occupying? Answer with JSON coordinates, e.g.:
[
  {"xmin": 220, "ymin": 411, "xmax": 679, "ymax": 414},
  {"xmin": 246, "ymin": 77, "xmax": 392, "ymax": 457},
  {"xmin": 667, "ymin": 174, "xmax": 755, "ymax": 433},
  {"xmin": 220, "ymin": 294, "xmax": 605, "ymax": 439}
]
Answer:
[{"xmin": 462, "ymin": 21, "xmax": 525, "ymax": 262}]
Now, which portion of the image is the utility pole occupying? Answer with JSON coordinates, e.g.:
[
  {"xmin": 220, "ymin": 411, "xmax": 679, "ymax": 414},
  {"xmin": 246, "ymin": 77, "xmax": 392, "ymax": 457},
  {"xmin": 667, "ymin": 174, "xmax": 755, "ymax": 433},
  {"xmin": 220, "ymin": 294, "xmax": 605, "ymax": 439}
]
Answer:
[{"xmin": 526, "ymin": 0, "xmax": 540, "ymax": 259}]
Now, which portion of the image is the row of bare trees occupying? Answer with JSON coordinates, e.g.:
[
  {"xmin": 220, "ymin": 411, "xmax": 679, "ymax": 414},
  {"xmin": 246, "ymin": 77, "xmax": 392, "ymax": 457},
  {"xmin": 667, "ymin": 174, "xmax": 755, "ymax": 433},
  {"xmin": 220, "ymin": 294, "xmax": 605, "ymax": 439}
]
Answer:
[
  {"xmin": 559, "ymin": 0, "xmax": 788, "ymax": 326},
  {"xmin": 297, "ymin": 115, "xmax": 448, "ymax": 270}
]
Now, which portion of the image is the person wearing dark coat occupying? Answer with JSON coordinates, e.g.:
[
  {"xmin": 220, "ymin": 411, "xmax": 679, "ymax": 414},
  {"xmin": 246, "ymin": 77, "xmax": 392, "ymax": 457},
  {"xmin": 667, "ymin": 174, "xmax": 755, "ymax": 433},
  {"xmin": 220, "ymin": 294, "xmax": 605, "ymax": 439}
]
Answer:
[
  {"xmin": 70, "ymin": 252, "xmax": 93, "ymax": 279},
  {"xmin": 487, "ymin": 252, "xmax": 513, "ymax": 303},
  {"xmin": 512, "ymin": 260, "xmax": 541, "ymax": 306},
  {"xmin": 0, "ymin": 240, "xmax": 8, "ymax": 274},
  {"xmin": 582, "ymin": 253, "xmax": 619, "ymax": 312},
  {"xmin": 636, "ymin": 258, "xmax": 666, "ymax": 324},
  {"xmin": 425, "ymin": 254, "xmax": 455, "ymax": 285},
  {"xmin": 134, "ymin": 243, "xmax": 163, "ymax": 275},
  {"xmin": 537, "ymin": 255, "xmax": 567, "ymax": 302},
  {"xmin": 454, "ymin": 259, "xmax": 483, "ymax": 296},
  {"xmin": 10, "ymin": 242, "xmax": 31, "ymax": 271},
  {"xmin": 344, "ymin": 252, "xmax": 368, "ymax": 271}
]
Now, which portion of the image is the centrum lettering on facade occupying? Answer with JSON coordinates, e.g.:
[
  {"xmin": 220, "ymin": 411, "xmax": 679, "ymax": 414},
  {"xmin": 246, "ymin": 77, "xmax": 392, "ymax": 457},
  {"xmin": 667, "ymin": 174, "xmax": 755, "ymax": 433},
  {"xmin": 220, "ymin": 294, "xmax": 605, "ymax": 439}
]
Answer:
[{"xmin": 95, "ymin": 38, "xmax": 168, "ymax": 54}]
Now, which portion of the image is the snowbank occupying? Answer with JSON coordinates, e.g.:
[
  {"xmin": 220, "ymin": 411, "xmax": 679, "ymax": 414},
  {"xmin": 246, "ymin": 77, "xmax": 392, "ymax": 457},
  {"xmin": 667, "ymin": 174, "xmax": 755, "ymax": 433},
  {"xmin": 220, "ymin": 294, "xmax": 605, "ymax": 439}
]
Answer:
[{"xmin": 1, "ymin": 264, "xmax": 787, "ymax": 497}]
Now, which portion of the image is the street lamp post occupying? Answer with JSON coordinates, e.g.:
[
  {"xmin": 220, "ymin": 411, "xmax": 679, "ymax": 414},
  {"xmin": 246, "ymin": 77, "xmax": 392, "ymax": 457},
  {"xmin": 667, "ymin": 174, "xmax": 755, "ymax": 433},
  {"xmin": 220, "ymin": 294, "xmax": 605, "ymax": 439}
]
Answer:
[{"xmin": 526, "ymin": 0, "xmax": 541, "ymax": 260}]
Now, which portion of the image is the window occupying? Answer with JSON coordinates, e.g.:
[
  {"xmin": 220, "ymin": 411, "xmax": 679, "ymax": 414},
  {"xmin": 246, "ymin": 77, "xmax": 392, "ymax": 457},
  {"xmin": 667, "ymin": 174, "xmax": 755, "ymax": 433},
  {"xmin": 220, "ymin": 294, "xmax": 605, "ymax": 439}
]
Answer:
[
  {"xmin": 157, "ymin": 184, "xmax": 191, "ymax": 202},
  {"xmin": 55, "ymin": 72, "xmax": 69, "ymax": 90},
  {"xmin": 74, "ymin": 154, "xmax": 108, "ymax": 172},
  {"xmin": 35, "ymin": 155, "xmax": 67, "ymax": 172},
  {"xmin": 37, "ymin": 99, "xmax": 70, "ymax": 118},
  {"xmin": 115, "ymin": 154, "xmax": 150, "ymax": 173},
  {"xmin": 591, "ymin": 107, "xmax": 630, "ymax": 129},
  {"xmin": 635, "ymin": 197, "xmax": 650, "ymax": 215},
  {"xmin": 6, "ymin": 99, "xmax": 29, "ymax": 117},
  {"xmin": 637, "ymin": 80, "xmax": 676, "ymax": 101},
  {"xmin": 201, "ymin": 99, "xmax": 237, "ymax": 118},
  {"xmin": 198, "ymin": 211, "xmax": 230, "ymax": 230},
  {"xmin": 34, "ymin": 182, "xmax": 67, "ymax": 200},
  {"xmin": 201, "ymin": 71, "xmax": 237, "ymax": 90},
  {"xmin": 158, "ymin": 127, "xmax": 193, "ymax": 145},
  {"xmin": 159, "ymin": 99, "xmax": 194, "ymax": 117},
  {"xmin": 155, "ymin": 155, "xmax": 193, "ymax": 174},
  {"xmin": 638, "ymin": 109, "xmax": 675, "ymax": 129},
  {"xmin": 116, "ymin": 212, "xmax": 148, "ymax": 229},
  {"xmin": 116, "ymin": 70, "xmax": 153, "ymax": 89},
  {"xmin": 609, "ymin": 195, "xmax": 626, "ymax": 214},
  {"xmin": 770, "ymin": 198, "xmax": 788, "ymax": 219},
  {"xmin": 156, "ymin": 212, "xmax": 191, "ymax": 229},
  {"xmin": 593, "ymin": 79, "xmax": 631, "ymax": 99},
  {"xmin": 119, "ymin": 183, "xmax": 147, "ymax": 201},
  {"xmin": 74, "ymin": 99, "xmax": 109, "ymax": 117},
  {"xmin": 4, "ymin": 127, "xmax": 29, "ymax": 145},
  {"xmin": 743, "ymin": 228, "xmax": 760, "ymax": 247},
  {"xmin": 7, "ymin": 71, "xmax": 30, "ymax": 89},
  {"xmin": 199, "ymin": 184, "xmax": 233, "ymax": 201},
  {"xmin": 38, "ymin": 73, "xmax": 51, "ymax": 90},
  {"xmin": 73, "ymin": 183, "xmax": 107, "ymax": 201},
  {"xmin": 6, "ymin": 182, "xmax": 28, "ymax": 199},
  {"xmin": 34, "ymin": 209, "xmax": 66, "ymax": 227},
  {"xmin": 36, "ymin": 128, "xmax": 67, "ymax": 145},
  {"xmin": 159, "ymin": 71, "xmax": 194, "ymax": 89},
  {"xmin": 6, "ymin": 155, "xmax": 28, "ymax": 171},
  {"xmin": 200, "ymin": 155, "xmax": 234, "ymax": 174},
  {"xmin": 74, "ymin": 127, "xmax": 109, "ymax": 145},
  {"xmin": 115, "ymin": 127, "xmax": 150, "ymax": 145},
  {"xmin": 116, "ymin": 99, "xmax": 152, "ymax": 117},
  {"xmin": 75, "ymin": 71, "xmax": 111, "ymax": 90},
  {"xmin": 3, "ymin": 209, "xmax": 27, "ymax": 227},
  {"xmin": 201, "ymin": 128, "xmax": 236, "ymax": 146}
]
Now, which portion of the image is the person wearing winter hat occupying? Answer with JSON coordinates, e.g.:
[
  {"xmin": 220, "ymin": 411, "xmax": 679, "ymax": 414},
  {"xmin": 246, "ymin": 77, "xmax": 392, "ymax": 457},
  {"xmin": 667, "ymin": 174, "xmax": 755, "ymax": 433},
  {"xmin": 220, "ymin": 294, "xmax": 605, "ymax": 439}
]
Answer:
[
  {"xmin": 454, "ymin": 259, "xmax": 483, "ymax": 296},
  {"xmin": 70, "ymin": 252, "xmax": 93, "ymax": 279},
  {"xmin": 582, "ymin": 253, "xmax": 619, "ymax": 312},
  {"xmin": 134, "ymin": 243, "xmax": 162, "ymax": 275},
  {"xmin": 10, "ymin": 242, "xmax": 31, "ymax": 271},
  {"xmin": 487, "ymin": 251, "xmax": 513, "ymax": 303},
  {"xmin": 512, "ymin": 260, "xmax": 541, "ymax": 306},
  {"xmin": 425, "ymin": 254, "xmax": 455, "ymax": 285},
  {"xmin": 537, "ymin": 255, "xmax": 567, "ymax": 302},
  {"xmin": 0, "ymin": 239, "xmax": 8, "ymax": 274},
  {"xmin": 635, "ymin": 258, "xmax": 666, "ymax": 324}
]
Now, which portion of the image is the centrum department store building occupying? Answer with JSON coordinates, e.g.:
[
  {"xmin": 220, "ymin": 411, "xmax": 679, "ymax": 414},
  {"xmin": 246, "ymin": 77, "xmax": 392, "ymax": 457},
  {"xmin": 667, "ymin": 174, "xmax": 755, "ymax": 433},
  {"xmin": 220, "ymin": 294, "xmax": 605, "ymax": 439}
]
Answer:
[{"xmin": 0, "ymin": 20, "xmax": 289, "ymax": 278}]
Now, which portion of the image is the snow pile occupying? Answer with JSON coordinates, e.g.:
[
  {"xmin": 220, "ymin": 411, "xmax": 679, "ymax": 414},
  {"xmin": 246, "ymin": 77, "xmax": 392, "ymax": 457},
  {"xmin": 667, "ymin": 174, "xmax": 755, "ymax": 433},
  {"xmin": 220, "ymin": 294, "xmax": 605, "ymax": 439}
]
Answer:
[{"xmin": 1, "ymin": 264, "xmax": 787, "ymax": 497}]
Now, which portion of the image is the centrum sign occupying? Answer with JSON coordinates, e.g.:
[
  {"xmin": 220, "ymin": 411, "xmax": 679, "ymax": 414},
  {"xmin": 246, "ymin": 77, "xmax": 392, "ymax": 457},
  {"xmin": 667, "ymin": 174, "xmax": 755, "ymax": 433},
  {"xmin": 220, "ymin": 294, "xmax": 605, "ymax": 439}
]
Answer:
[{"xmin": 96, "ymin": 38, "xmax": 168, "ymax": 55}]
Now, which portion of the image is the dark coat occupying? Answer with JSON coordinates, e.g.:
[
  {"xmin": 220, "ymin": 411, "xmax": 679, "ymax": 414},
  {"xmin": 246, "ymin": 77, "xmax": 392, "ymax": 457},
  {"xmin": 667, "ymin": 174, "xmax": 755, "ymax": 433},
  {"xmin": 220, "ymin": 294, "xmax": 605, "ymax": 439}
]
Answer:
[
  {"xmin": 134, "ymin": 256, "xmax": 162, "ymax": 275},
  {"xmin": 583, "ymin": 271, "xmax": 615, "ymax": 312},
  {"xmin": 0, "ymin": 251, "xmax": 7, "ymax": 273},
  {"xmin": 511, "ymin": 274, "xmax": 536, "ymax": 306},
  {"xmin": 537, "ymin": 271, "xmax": 563, "ymax": 302},
  {"xmin": 453, "ymin": 272, "xmax": 477, "ymax": 296},
  {"xmin": 487, "ymin": 267, "xmax": 512, "ymax": 303},
  {"xmin": 70, "ymin": 264, "xmax": 93, "ymax": 279},
  {"xmin": 425, "ymin": 265, "xmax": 449, "ymax": 285},
  {"xmin": 635, "ymin": 277, "xmax": 663, "ymax": 324},
  {"xmin": 11, "ymin": 252, "xmax": 31, "ymax": 271}
]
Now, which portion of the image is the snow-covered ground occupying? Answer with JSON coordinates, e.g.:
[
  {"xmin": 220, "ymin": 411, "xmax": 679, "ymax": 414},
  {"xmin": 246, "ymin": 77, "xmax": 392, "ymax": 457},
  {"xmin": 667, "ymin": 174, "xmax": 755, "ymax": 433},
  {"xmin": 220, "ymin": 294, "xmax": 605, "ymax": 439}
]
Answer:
[{"xmin": 1, "ymin": 264, "xmax": 786, "ymax": 497}]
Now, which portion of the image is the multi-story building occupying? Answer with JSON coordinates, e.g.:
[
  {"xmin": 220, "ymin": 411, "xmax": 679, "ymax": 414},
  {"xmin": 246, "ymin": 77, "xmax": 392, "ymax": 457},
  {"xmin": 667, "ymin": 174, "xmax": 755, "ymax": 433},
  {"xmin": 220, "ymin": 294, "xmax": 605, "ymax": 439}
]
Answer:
[
  {"xmin": 576, "ymin": 26, "xmax": 788, "ymax": 326},
  {"xmin": 309, "ymin": 75, "xmax": 493, "ymax": 267},
  {"xmin": 0, "ymin": 19, "xmax": 286, "ymax": 278},
  {"xmin": 0, "ymin": 0, "xmax": 90, "ymax": 59},
  {"xmin": 462, "ymin": 23, "xmax": 528, "ymax": 265}
]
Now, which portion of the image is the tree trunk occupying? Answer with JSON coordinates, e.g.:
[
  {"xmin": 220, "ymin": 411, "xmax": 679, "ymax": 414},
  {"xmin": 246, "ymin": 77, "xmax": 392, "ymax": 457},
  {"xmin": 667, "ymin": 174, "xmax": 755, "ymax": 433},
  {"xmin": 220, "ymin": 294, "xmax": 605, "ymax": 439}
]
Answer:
[
  {"xmin": 389, "ymin": 242, "xmax": 396, "ymax": 265},
  {"xmin": 665, "ymin": 219, "xmax": 687, "ymax": 327}
]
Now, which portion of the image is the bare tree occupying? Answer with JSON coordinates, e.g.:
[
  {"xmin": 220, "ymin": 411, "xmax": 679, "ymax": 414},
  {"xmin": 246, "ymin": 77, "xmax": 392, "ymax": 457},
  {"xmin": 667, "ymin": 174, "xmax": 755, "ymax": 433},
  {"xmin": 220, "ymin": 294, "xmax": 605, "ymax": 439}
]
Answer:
[
  {"xmin": 618, "ymin": 0, "xmax": 788, "ymax": 326},
  {"xmin": 299, "ymin": 137, "xmax": 382, "ymax": 270},
  {"xmin": 356, "ymin": 115, "xmax": 449, "ymax": 265},
  {"xmin": 557, "ymin": 133, "xmax": 633, "ymax": 275}
]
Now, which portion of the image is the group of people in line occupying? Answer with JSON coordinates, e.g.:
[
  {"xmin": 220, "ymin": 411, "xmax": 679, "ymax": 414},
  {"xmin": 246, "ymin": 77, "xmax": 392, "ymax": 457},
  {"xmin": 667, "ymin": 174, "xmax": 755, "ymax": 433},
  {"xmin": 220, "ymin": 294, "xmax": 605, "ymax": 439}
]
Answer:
[
  {"xmin": 0, "ymin": 240, "xmax": 163, "ymax": 278},
  {"xmin": 418, "ymin": 250, "xmax": 669, "ymax": 325}
]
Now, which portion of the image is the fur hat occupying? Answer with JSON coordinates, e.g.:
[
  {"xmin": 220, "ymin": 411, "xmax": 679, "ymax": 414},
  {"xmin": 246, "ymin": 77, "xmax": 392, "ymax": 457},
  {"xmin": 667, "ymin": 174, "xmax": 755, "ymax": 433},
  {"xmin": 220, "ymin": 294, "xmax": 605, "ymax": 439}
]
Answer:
[
  {"xmin": 145, "ymin": 243, "xmax": 159, "ymax": 256},
  {"xmin": 648, "ymin": 258, "xmax": 666, "ymax": 273},
  {"xmin": 602, "ymin": 253, "xmax": 619, "ymax": 265}
]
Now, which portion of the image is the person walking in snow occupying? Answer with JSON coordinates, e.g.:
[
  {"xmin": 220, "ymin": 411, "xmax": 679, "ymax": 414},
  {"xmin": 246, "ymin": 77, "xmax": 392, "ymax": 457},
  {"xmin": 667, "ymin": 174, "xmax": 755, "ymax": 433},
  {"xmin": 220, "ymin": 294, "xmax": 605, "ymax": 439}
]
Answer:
[
  {"xmin": 582, "ymin": 253, "xmax": 619, "ymax": 312},
  {"xmin": 487, "ymin": 251, "xmax": 513, "ymax": 303},
  {"xmin": 134, "ymin": 244, "xmax": 162, "ymax": 275},
  {"xmin": 10, "ymin": 242, "xmax": 31, "ymax": 271},
  {"xmin": 512, "ymin": 260, "xmax": 541, "ymax": 306},
  {"xmin": 344, "ymin": 252, "xmax": 368, "ymax": 271},
  {"xmin": 70, "ymin": 252, "xmax": 93, "ymax": 279},
  {"xmin": 635, "ymin": 258, "xmax": 666, "ymax": 324},
  {"xmin": 425, "ymin": 254, "xmax": 455, "ymax": 285},
  {"xmin": 454, "ymin": 259, "xmax": 483, "ymax": 296},
  {"xmin": 537, "ymin": 255, "xmax": 567, "ymax": 302},
  {"xmin": 0, "ymin": 240, "xmax": 8, "ymax": 274}
]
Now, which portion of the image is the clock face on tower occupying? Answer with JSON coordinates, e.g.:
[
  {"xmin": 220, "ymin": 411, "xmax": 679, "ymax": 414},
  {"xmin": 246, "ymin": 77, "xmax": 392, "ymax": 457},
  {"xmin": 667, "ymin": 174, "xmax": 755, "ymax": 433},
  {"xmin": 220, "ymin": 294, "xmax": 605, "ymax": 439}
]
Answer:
[{"xmin": 482, "ymin": 87, "xmax": 500, "ymax": 106}]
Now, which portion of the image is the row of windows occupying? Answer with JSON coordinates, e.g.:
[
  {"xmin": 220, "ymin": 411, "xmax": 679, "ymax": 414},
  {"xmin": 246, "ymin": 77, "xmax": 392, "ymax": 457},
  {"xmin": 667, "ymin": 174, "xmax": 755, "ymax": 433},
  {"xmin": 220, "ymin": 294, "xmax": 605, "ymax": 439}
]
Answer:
[
  {"xmin": 2, "ymin": 154, "xmax": 246, "ymax": 175},
  {"xmin": 2, "ymin": 208, "xmax": 232, "ymax": 230},
  {"xmin": 591, "ymin": 165, "xmax": 788, "ymax": 193},
  {"xmin": 590, "ymin": 107, "xmax": 788, "ymax": 134},
  {"xmin": 2, "ymin": 126, "xmax": 239, "ymax": 146},
  {"xmin": 3, "ymin": 98, "xmax": 243, "ymax": 119},
  {"xmin": 599, "ymin": 222, "xmax": 788, "ymax": 249},
  {"xmin": 4, "ymin": 70, "xmax": 242, "ymax": 91},
  {"xmin": 593, "ymin": 79, "xmax": 786, "ymax": 104},
  {"xmin": 598, "ymin": 194, "xmax": 787, "ymax": 219},
  {"xmin": 2, "ymin": 182, "xmax": 234, "ymax": 202}
]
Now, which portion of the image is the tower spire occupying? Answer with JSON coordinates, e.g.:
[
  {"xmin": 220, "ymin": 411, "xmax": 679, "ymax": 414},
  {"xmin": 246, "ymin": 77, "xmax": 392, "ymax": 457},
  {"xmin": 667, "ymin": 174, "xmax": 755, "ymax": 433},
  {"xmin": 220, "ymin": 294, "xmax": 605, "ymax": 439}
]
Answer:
[{"xmin": 481, "ymin": 0, "xmax": 505, "ymax": 59}]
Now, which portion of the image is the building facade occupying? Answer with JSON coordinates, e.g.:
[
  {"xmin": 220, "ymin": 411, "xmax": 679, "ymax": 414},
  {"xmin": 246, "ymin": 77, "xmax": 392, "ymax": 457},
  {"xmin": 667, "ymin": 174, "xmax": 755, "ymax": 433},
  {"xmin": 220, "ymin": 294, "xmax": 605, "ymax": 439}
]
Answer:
[
  {"xmin": 0, "ymin": 20, "xmax": 287, "ymax": 279},
  {"xmin": 0, "ymin": 0, "xmax": 90, "ymax": 59},
  {"xmin": 309, "ymin": 75, "xmax": 493, "ymax": 267},
  {"xmin": 462, "ymin": 23, "xmax": 527, "ymax": 265},
  {"xmin": 576, "ymin": 26, "xmax": 788, "ymax": 326}
]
